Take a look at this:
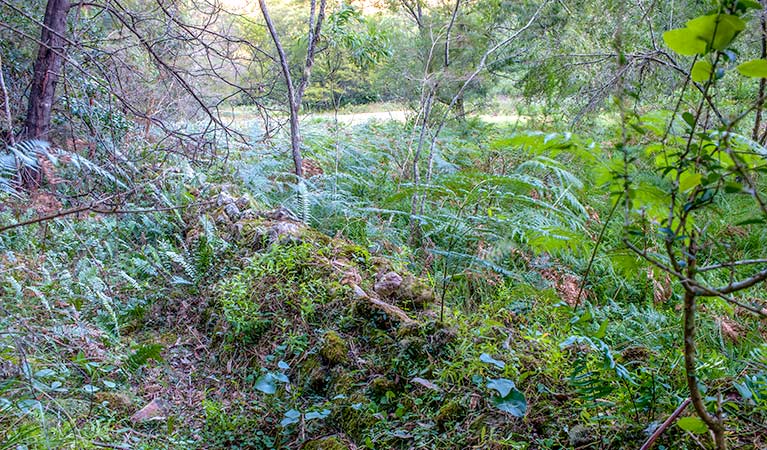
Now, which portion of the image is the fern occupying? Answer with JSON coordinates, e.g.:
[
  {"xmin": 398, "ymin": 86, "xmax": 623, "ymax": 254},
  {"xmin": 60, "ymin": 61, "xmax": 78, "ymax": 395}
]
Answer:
[{"xmin": 1, "ymin": 139, "xmax": 125, "ymax": 194}]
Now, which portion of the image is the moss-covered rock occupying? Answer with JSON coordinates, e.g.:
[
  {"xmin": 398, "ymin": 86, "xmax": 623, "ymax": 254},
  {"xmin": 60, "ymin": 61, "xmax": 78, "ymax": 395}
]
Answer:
[
  {"xmin": 329, "ymin": 369, "xmax": 357, "ymax": 397},
  {"xmin": 397, "ymin": 275, "xmax": 434, "ymax": 309},
  {"xmin": 320, "ymin": 331, "xmax": 349, "ymax": 365},
  {"xmin": 436, "ymin": 399, "xmax": 466, "ymax": 429},
  {"xmin": 369, "ymin": 376, "xmax": 398, "ymax": 397},
  {"xmin": 302, "ymin": 436, "xmax": 349, "ymax": 450},
  {"xmin": 332, "ymin": 394, "xmax": 378, "ymax": 441},
  {"xmin": 94, "ymin": 391, "xmax": 134, "ymax": 415},
  {"xmin": 298, "ymin": 354, "xmax": 327, "ymax": 394}
]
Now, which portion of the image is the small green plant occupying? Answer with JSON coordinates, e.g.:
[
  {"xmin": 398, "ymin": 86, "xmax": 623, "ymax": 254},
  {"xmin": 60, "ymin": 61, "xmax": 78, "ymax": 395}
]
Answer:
[{"xmin": 616, "ymin": 1, "xmax": 767, "ymax": 448}]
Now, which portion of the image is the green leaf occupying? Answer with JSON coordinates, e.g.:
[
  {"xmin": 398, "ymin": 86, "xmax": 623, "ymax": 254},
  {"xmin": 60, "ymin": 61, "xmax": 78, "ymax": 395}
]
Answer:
[
  {"xmin": 682, "ymin": 112, "xmax": 696, "ymax": 127},
  {"xmin": 305, "ymin": 409, "xmax": 331, "ymax": 420},
  {"xmin": 487, "ymin": 378, "xmax": 517, "ymax": 397},
  {"xmin": 280, "ymin": 409, "xmax": 301, "ymax": 427},
  {"xmin": 594, "ymin": 319, "xmax": 609, "ymax": 339},
  {"xmin": 480, "ymin": 353, "xmax": 506, "ymax": 369},
  {"xmin": 679, "ymin": 171, "xmax": 702, "ymax": 192},
  {"xmin": 734, "ymin": 0, "xmax": 762, "ymax": 12},
  {"xmin": 663, "ymin": 28, "xmax": 706, "ymax": 55},
  {"xmin": 687, "ymin": 14, "xmax": 745, "ymax": 51},
  {"xmin": 737, "ymin": 59, "xmax": 767, "ymax": 78},
  {"xmin": 691, "ymin": 60, "xmax": 714, "ymax": 82},
  {"xmin": 254, "ymin": 373, "xmax": 278, "ymax": 394},
  {"xmin": 487, "ymin": 378, "xmax": 527, "ymax": 417},
  {"xmin": 677, "ymin": 416, "xmax": 708, "ymax": 434}
]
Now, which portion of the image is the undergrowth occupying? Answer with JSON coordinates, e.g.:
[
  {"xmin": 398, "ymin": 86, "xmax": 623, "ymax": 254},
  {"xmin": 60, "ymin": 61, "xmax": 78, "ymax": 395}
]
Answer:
[{"xmin": 1, "ymin": 118, "xmax": 766, "ymax": 449}]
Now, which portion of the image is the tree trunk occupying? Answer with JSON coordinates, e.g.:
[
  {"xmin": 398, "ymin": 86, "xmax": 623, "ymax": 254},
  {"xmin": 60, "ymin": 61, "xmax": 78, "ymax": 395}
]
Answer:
[
  {"xmin": 25, "ymin": 0, "xmax": 70, "ymax": 140},
  {"xmin": 683, "ymin": 288, "xmax": 727, "ymax": 450}
]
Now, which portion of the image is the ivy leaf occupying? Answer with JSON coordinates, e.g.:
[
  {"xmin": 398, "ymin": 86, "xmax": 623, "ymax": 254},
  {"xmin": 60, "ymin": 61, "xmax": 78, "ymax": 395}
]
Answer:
[
  {"xmin": 305, "ymin": 409, "xmax": 331, "ymax": 421},
  {"xmin": 254, "ymin": 373, "xmax": 278, "ymax": 394},
  {"xmin": 663, "ymin": 28, "xmax": 706, "ymax": 55},
  {"xmin": 480, "ymin": 353, "xmax": 506, "ymax": 369},
  {"xmin": 737, "ymin": 59, "xmax": 767, "ymax": 78},
  {"xmin": 691, "ymin": 60, "xmax": 714, "ymax": 82},
  {"xmin": 677, "ymin": 416, "xmax": 708, "ymax": 434},
  {"xmin": 487, "ymin": 378, "xmax": 517, "ymax": 397},
  {"xmin": 487, "ymin": 378, "xmax": 527, "ymax": 417},
  {"xmin": 280, "ymin": 409, "xmax": 301, "ymax": 427}
]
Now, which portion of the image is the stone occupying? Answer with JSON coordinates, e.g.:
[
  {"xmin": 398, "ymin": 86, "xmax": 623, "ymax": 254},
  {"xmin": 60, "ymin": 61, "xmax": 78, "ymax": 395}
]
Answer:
[
  {"xmin": 374, "ymin": 271, "xmax": 403, "ymax": 297},
  {"xmin": 130, "ymin": 398, "xmax": 169, "ymax": 423},
  {"xmin": 224, "ymin": 202, "xmax": 241, "ymax": 220},
  {"xmin": 268, "ymin": 221, "xmax": 302, "ymax": 244},
  {"xmin": 320, "ymin": 331, "xmax": 349, "ymax": 365}
]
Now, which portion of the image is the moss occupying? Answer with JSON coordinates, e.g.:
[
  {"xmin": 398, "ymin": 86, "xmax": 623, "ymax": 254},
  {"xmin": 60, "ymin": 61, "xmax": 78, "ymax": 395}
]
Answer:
[
  {"xmin": 236, "ymin": 219, "xmax": 269, "ymax": 248},
  {"xmin": 397, "ymin": 275, "xmax": 434, "ymax": 309},
  {"xmin": 339, "ymin": 243, "xmax": 370, "ymax": 262},
  {"xmin": 369, "ymin": 376, "xmax": 398, "ymax": 397},
  {"xmin": 436, "ymin": 400, "xmax": 466, "ymax": 429},
  {"xmin": 302, "ymin": 436, "xmax": 349, "ymax": 450},
  {"xmin": 94, "ymin": 392, "xmax": 134, "ymax": 415},
  {"xmin": 396, "ymin": 321, "xmax": 422, "ymax": 338},
  {"xmin": 298, "ymin": 354, "xmax": 327, "ymax": 394},
  {"xmin": 320, "ymin": 331, "xmax": 349, "ymax": 365},
  {"xmin": 332, "ymin": 394, "xmax": 378, "ymax": 441}
]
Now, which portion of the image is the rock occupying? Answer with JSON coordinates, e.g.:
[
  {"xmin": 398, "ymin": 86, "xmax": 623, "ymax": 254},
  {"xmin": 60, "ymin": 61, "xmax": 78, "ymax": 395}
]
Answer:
[
  {"xmin": 130, "ymin": 398, "xmax": 169, "ymax": 423},
  {"xmin": 411, "ymin": 377, "xmax": 441, "ymax": 391},
  {"xmin": 216, "ymin": 192, "xmax": 234, "ymax": 207},
  {"xmin": 352, "ymin": 284, "xmax": 368, "ymax": 299},
  {"xmin": 94, "ymin": 392, "xmax": 134, "ymax": 414},
  {"xmin": 369, "ymin": 377, "xmax": 397, "ymax": 396},
  {"xmin": 319, "ymin": 331, "xmax": 349, "ymax": 365},
  {"xmin": 568, "ymin": 424, "xmax": 595, "ymax": 447},
  {"xmin": 235, "ymin": 196, "xmax": 250, "ymax": 210},
  {"xmin": 261, "ymin": 207, "xmax": 299, "ymax": 221},
  {"xmin": 302, "ymin": 436, "xmax": 349, "ymax": 450},
  {"xmin": 398, "ymin": 275, "xmax": 434, "ymax": 309},
  {"xmin": 224, "ymin": 202, "xmax": 241, "ymax": 220},
  {"xmin": 374, "ymin": 272, "xmax": 403, "ymax": 297},
  {"xmin": 268, "ymin": 221, "xmax": 302, "ymax": 244},
  {"xmin": 436, "ymin": 400, "xmax": 465, "ymax": 429}
]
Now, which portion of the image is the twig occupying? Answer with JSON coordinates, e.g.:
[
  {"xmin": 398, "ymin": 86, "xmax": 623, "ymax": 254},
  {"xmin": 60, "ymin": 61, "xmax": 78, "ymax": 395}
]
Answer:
[
  {"xmin": 574, "ymin": 192, "xmax": 622, "ymax": 309},
  {"xmin": 0, "ymin": 54, "xmax": 14, "ymax": 145},
  {"xmin": 639, "ymin": 398, "xmax": 691, "ymax": 450},
  {"xmin": 0, "ymin": 197, "xmax": 214, "ymax": 234}
]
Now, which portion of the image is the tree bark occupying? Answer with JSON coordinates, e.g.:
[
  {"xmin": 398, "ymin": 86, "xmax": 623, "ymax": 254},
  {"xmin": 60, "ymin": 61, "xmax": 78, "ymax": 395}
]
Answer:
[
  {"xmin": 755, "ymin": 0, "xmax": 767, "ymax": 144},
  {"xmin": 25, "ymin": 0, "xmax": 70, "ymax": 140},
  {"xmin": 683, "ymin": 288, "xmax": 727, "ymax": 450},
  {"xmin": 258, "ymin": 0, "xmax": 326, "ymax": 179}
]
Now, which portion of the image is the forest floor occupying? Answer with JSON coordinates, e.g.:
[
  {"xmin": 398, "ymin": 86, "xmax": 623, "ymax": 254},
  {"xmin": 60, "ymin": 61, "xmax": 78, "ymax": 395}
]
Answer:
[{"xmin": 1, "ymin": 117, "xmax": 766, "ymax": 450}]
